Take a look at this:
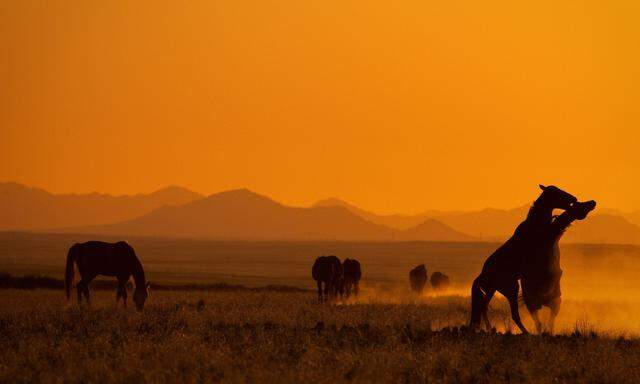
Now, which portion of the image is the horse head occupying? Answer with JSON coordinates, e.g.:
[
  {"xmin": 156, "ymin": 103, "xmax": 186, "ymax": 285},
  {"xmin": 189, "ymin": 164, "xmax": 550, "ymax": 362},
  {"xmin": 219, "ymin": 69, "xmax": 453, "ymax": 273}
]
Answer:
[
  {"xmin": 133, "ymin": 281, "xmax": 150, "ymax": 311},
  {"xmin": 538, "ymin": 185, "xmax": 578, "ymax": 210},
  {"xmin": 568, "ymin": 200, "xmax": 596, "ymax": 220}
]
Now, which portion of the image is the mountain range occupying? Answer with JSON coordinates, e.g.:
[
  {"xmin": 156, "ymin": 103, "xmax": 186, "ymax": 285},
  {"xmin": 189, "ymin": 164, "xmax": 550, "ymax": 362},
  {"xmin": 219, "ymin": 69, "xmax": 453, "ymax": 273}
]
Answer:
[
  {"xmin": 0, "ymin": 182, "xmax": 202, "ymax": 230},
  {"xmin": 1, "ymin": 182, "xmax": 639, "ymax": 244}
]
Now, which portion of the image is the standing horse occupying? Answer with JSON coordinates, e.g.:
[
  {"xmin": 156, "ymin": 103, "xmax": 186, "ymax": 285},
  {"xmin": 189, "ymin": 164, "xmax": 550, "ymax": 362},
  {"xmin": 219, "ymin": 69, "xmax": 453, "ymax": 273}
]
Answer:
[
  {"xmin": 312, "ymin": 255, "xmax": 343, "ymax": 303},
  {"xmin": 470, "ymin": 185, "xmax": 577, "ymax": 334},
  {"xmin": 523, "ymin": 200, "xmax": 596, "ymax": 334},
  {"xmin": 409, "ymin": 264, "xmax": 428, "ymax": 294},
  {"xmin": 65, "ymin": 241, "xmax": 149, "ymax": 310},
  {"xmin": 342, "ymin": 258, "xmax": 362, "ymax": 298}
]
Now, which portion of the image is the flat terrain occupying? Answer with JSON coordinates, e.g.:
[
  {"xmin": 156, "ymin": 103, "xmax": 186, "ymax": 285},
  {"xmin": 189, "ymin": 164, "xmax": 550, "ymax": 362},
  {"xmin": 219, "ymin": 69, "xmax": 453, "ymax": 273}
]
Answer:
[
  {"xmin": 1, "ymin": 289, "xmax": 640, "ymax": 383},
  {"xmin": 3, "ymin": 232, "xmax": 640, "ymax": 382},
  {"xmin": 3, "ymin": 232, "xmax": 640, "ymax": 301}
]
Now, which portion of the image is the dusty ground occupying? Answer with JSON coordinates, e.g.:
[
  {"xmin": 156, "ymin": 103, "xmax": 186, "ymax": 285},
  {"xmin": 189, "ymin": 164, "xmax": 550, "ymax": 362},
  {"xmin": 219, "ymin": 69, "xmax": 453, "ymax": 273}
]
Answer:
[{"xmin": 1, "ymin": 289, "xmax": 639, "ymax": 383}]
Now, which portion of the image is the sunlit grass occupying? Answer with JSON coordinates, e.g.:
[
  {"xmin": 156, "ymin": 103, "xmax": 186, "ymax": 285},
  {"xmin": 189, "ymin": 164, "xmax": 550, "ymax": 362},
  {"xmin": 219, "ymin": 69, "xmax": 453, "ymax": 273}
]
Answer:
[{"xmin": 1, "ymin": 289, "xmax": 639, "ymax": 383}]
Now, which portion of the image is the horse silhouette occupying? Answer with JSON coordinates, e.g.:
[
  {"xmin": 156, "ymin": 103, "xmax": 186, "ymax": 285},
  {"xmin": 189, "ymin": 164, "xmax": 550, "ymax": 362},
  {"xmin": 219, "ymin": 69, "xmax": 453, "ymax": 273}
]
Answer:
[
  {"xmin": 65, "ymin": 241, "xmax": 149, "ymax": 310},
  {"xmin": 409, "ymin": 264, "xmax": 428, "ymax": 293},
  {"xmin": 311, "ymin": 255, "xmax": 343, "ymax": 303},
  {"xmin": 430, "ymin": 271, "xmax": 450, "ymax": 292},
  {"xmin": 522, "ymin": 200, "xmax": 596, "ymax": 333},
  {"xmin": 342, "ymin": 258, "xmax": 362, "ymax": 298},
  {"xmin": 470, "ymin": 185, "xmax": 577, "ymax": 334}
]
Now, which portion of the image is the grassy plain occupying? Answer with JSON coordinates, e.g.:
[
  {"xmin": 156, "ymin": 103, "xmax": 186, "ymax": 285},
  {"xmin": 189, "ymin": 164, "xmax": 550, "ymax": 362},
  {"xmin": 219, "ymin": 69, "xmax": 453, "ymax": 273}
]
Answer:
[
  {"xmin": 1, "ymin": 289, "xmax": 640, "ymax": 383},
  {"xmin": 3, "ymin": 232, "xmax": 640, "ymax": 382}
]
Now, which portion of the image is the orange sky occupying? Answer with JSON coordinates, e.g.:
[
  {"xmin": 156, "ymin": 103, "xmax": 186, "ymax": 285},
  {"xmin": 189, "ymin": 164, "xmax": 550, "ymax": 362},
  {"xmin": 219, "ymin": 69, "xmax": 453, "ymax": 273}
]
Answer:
[{"xmin": 1, "ymin": 1, "xmax": 639, "ymax": 213}]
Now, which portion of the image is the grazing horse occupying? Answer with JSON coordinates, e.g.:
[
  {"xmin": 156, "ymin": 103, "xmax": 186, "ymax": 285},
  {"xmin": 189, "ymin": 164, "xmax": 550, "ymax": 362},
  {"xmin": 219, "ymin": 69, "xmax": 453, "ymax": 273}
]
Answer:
[
  {"xmin": 470, "ymin": 185, "xmax": 577, "ymax": 334},
  {"xmin": 430, "ymin": 271, "xmax": 450, "ymax": 292},
  {"xmin": 312, "ymin": 255, "xmax": 343, "ymax": 303},
  {"xmin": 523, "ymin": 200, "xmax": 596, "ymax": 334},
  {"xmin": 65, "ymin": 241, "xmax": 149, "ymax": 310},
  {"xmin": 342, "ymin": 258, "xmax": 362, "ymax": 298},
  {"xmin": 409, "ymin": 264, "xmax": 428, "ymax": 293}
]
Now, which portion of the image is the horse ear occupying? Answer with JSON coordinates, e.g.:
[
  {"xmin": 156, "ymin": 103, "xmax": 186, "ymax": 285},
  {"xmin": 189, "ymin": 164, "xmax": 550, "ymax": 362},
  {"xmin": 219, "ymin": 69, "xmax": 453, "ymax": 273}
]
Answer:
[{"xmin": 539, "ymin": 184, "xmax": 546, "ymax": 191}]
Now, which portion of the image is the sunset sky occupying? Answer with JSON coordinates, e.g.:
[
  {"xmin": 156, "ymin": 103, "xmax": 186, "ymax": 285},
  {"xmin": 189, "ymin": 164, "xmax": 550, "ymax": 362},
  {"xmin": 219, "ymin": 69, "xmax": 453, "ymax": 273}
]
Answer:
[{"xmin": 1, "ymin": 1, "xmax": 638, "ymax": 213}]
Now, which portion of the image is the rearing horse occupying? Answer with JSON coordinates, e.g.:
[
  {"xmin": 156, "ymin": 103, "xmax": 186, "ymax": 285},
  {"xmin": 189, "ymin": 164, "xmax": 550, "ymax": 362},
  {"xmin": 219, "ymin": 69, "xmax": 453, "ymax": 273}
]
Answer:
[
  {"xmin": 522, "ymin": 200, "xmax": 596, "ymax": 334},
  {"xmin": 65, "ymin": 241, "xmax": 149, "ymax": 310},
  {"xmin": 470, "ymin": 185, "xmax": 577, "ymax": 334}
]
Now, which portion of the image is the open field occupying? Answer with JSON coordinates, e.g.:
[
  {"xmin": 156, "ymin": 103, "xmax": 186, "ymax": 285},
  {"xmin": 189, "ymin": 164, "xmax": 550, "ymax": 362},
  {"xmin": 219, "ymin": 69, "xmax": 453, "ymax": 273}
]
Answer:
[
  {"xmin": 1, "ymin": 289, "xmax": 640, "ymax": 383},
  {"xmin": 3, "ymin": 232, "xmax": 640, "ymax": 300},
  {"xmin": 3, "ymin": 232, "xmax": 640, "ymax": 382}
]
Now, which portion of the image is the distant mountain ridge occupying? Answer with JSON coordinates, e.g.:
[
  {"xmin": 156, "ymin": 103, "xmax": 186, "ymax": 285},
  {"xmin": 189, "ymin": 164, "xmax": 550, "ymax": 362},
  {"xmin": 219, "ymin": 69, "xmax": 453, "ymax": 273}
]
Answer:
[
  {"xmin": 2, "ymin": 182, "xmax": 639, "ymax": 244},
  {"xmin": 0, "ymin": 182, "xmax": 202, "ymax": 230},
  {"xmin": 315, "ymin": 197, "xmax": 640, "ymax": 245},
  {"xmin": 64, "ymin": 189, "xmax": 474, "ymax": 242}
]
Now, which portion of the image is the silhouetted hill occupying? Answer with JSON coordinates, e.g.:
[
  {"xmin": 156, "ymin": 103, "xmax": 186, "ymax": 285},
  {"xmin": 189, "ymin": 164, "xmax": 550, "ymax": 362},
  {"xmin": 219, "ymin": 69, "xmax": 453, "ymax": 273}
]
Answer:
[
  {"xmin": 562, "ymin": 214, "xmax": 640, "ymax": 244},
  {"xmin": 0, "ymin": 182, "xmax": 202, "ymax": 230},
  {"xmin": 68, "ymin": 189, "xmax": 401, "ymax": 240},
  {"xmin": 313, "ymin": 198, "xmax": 429, "ymax": 229},
  {"xmin": 396, "ymin": 219, "xmax": 476, "ymax": 241},
  {"xmin": 424, "ymin": 206, "xmax": 530, "ymax": 241},
  {"xmin": 426, "ymin": 206, "xmax": 640, "ymax": 244},
  {"xmin": 315, "ymin": 198, "xmax": 640, "ymax": 244}
]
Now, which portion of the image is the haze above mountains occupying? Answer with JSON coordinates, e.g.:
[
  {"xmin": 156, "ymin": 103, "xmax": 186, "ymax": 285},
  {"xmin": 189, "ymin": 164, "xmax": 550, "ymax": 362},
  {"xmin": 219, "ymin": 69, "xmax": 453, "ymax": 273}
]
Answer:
[{"xmin": 2, "ymin": 182, "xmax": 639, "ymax": 244}]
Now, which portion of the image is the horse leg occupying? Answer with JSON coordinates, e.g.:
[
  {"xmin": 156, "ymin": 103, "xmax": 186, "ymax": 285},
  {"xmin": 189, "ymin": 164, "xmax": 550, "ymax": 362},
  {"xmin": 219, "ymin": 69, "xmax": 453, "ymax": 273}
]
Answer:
[
  {"xmin": 77, "ymin": 281, "xmax": 84, "ymax": 305},
  {"xmin": 317, "ymin": 281, "xmax": 323, "ymax": 303},
  {"xmin": 77, "ymin": 280, "xmax": 90, "ymax": 306},
  {"xmin": 117, "ymin": 276, "xmax": 128, "ymax": 308},
  {"xmin": 82, "ymin": 282, "xmax": 91, "ymax": 305},
  {"xmin": 470, "ymin": 277, "xmax": 491, "ymax": 329},
  {"xmin": 482, "ymin": 289, "xmax": 495, "ymax": 331},
  {"xmin": 529, "ymin": 308, "xmax": 543, "ymax": 334},
  {"xmin": 116, "ymin": 285, "xmax": 127, "ymax": 308},
  {"xmin": 548, "ymin": 297, "xmax": 561, "ymax": 334},
  {"xmin": 505, "ymin": 282, "xmax": 528, "ymax": 334}
]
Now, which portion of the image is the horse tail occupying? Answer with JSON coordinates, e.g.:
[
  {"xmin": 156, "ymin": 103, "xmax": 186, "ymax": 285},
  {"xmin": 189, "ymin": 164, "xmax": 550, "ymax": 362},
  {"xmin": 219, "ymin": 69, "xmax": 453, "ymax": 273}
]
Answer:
[{"xmin": 65, "ymin": 245, "xmax": 77, "ymax": 300}]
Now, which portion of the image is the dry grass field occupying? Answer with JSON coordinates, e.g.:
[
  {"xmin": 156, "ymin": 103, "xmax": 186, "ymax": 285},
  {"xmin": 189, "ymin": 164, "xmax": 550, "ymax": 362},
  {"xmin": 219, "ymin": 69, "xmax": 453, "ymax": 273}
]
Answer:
[
  {"xmin": 3, "ymin": 234, "xmax": 640, "ymax": 382},
  {"xmin": 1, "ymin": 289, "xmax": 640, "ymax": 383}
]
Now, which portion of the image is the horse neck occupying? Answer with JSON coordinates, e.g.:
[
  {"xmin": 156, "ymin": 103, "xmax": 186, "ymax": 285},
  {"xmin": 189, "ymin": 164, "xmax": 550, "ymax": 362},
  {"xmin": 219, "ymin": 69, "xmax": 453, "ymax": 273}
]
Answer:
[
  {"xmin": 526, "ymin": 199, "xmax": 554, "ymax": 225},
  {"xmin": 131, "ymin": 259, "xmax": 146, "ymax": 288},
  {"xmin": 549, "ymin": 211, "xmax": 576, "ymax": 240}
]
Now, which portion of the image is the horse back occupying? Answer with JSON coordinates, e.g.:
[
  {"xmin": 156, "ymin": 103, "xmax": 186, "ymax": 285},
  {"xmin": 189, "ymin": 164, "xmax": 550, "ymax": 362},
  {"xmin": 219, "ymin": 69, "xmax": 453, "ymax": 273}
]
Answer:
[{"xmin": 74, "ymin": 241, "xmax": 138, "ymax": 276}]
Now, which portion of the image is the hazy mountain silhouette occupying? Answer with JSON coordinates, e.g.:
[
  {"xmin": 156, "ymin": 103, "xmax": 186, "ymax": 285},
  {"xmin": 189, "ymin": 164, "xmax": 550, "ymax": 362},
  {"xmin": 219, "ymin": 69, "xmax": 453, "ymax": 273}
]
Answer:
[
  {"xmin": 67, "ymin": 189, "xmax": 396, "ymax": 240},
  {"xmin": 64, "ymin": 189, "xmax": 474, "ymax": 241},
  {"xmin": 562, "ymin": 214, "xmax": 640, "ymax": 244},
  {"xmin": 395, "ymin": 218, "xmax": 476, "ymax": 241},
  {"xmin": 313, "ymin": 198, "xmax": 429, "ymax": 229},
  {"xmin": 316, "ymin": 198, "xmax": 640, "ymax": 244},
  {"xmin": 3, "ymin": 182, "xmax": 639, "ymax": 244},
  {"xmin": 0, "ymin": 182, "xmax": 202, "ymax": 230}
]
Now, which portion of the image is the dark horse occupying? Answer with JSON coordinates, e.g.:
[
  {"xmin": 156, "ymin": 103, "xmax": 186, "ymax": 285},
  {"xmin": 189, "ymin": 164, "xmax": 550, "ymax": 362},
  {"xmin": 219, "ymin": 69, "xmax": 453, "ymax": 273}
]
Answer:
[
  {"xmin": 409, "ymin": 264, "xmax": 428, "ymax": 293},
  {"xmin": 430, "ymin": 271, "xmax": 450, "ymax": 292},
  {"xmin": 342, "ymin": 258, "xmax": 362, "ymax": 298},
  {"xmin": 470, "ymin": 185, "xmax": 577, "ymax": 334},
  {"xmin": 522, "ymin": 200, "xmax": 596, "ymax": 334},
  {"xmin": 312, "ymin": 255, "xmax": 343, "ymax": 303},
  {"xmin": 65, "ymin": 241, "xmax": 149, "ymax": 310}
]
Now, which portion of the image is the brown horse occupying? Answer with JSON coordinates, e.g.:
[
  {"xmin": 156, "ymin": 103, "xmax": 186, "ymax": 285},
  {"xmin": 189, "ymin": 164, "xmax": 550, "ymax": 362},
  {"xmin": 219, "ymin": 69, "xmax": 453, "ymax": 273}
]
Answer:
[
  {"xmin": 409, "ymin": 264, "xmax": 428, "ymax": 294},
  {"xmin": 470, "ymin": 185, "xmax": 577, "ymax": 334},
  {"xmin": 523, "ymin": 200, "xmax": 596, "ymax": 334},
  {"xmin": 430, "ymin": 271, "xmax": 450, "ymax": 292},
  {"xmin": 65, "ymin": 241, "xmax": 149, "ymax": 310},
  {"xmin": 312, "ymin": 255, "xmax": 343, "ymax": 303},
  {"xmin": 342, "ymin": 258, "xmax": 362, "ymax": 298}
]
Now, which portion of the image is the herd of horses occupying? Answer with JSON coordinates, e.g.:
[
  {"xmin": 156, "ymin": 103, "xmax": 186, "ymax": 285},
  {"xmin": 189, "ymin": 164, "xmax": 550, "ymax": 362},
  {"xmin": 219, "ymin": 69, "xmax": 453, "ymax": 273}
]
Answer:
[
  {"xmin": 62, "ymin": 185, "xmax": 596, "ymax": 334},
  {"xmin": 311, "ymin": 256, "xmax": 362, "ymax": 302}
]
